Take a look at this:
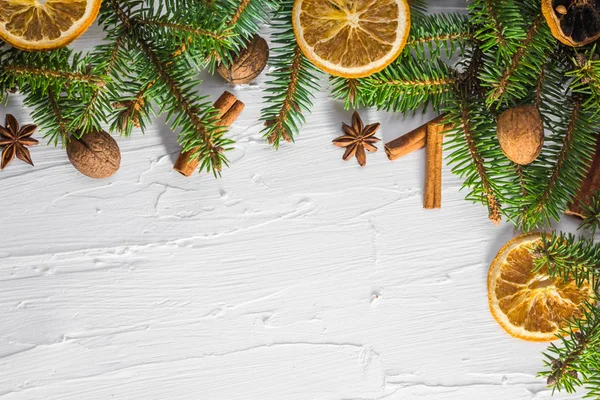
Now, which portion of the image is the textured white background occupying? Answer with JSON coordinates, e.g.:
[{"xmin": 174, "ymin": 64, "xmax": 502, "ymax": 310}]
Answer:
[{"xmin": 0, "ymin": 1, "xmax": 588, "ymax": 399}]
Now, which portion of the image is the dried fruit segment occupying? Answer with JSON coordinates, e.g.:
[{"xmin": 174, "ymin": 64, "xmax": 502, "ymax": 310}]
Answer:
[
  {"xmin": 542, "ymin": 0, "xmax": 600, "ymax": 47},
  {"xmin": 0, "ymin": 0, "xmax": 101, "ymax": 51},
  {"xmin": 292, "ymin": 0, "xmax": 410, "ymax": 78},
  {"xmin": 488, "ymin": 233, "xmax": 595, "ymax": 341}
]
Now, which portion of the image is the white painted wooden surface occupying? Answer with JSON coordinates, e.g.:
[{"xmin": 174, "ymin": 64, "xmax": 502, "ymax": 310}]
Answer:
[{"xmin": 0, "ymin": 2, "xmax": 587, "ymax": 399}]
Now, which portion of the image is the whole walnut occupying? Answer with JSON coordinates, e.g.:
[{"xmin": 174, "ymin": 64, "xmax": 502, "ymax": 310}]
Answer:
[
  {"xmin": 497, "ymin": 105, "xmax": 544, "ymax": 165},
  {"xmin": 217, "ymin": 35, "xmax": 269, "ymax": 84},
  {"xmin": 67, "ymin": 130, "xmax": 121, "ymax": 179}
]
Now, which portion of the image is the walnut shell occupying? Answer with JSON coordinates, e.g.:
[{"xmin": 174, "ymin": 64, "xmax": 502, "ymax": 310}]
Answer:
[
  {"xmin": 217, "ymin": 35, "xmax": 269, "ymax": 84},
  {"xmin": 67, "ymin": 130, "xmax": 121, "ymax": 179},
  {"xmin": 497, "ymin": 105, "xmax": 544, "ymax": 165}
]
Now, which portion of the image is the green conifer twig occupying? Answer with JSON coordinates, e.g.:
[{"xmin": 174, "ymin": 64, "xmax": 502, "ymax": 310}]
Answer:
[
  {"xmin": 260, "ymin": 0, "xmax": 321, "ymax": 147},
  {"xmin": 580, "ymin": 190, "xmax": 600, "ymax": 235},
  {"xmin": 530, "ymin": 233, "xmax": 600, "ymax": 395}
]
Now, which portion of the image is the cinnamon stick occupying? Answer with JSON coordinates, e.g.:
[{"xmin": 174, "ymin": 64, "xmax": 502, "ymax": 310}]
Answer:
[
  {"xmin": 567, "ymin": 135, "xmax": 600, "ymax": 218},
  {"xmin": 385, "ymin": 114, "xmax": 446, "ymax": 160},
  {"xmin": 173, "ymin": 91, "xmax": 245, "ymax": 176},
  {"xmin": 423, "ymin": 121, "xmax": 445, "ymax": 209}
]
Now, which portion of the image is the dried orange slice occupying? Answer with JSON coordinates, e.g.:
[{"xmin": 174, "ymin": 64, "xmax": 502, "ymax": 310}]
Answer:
[
  {"xmin": 292, "ymin": 0, "xmax": 410, "ymax": 78},
  {"xmin": 488, "ymin": 233, "xmax": 595, "ymax": 342},
  {"xmin": 542, "ymin": 0, "xmax": 600, "ymax": 47},
  {"xmin": 0, "ymin": 0, "xmax": 101, "ymax": 51}
]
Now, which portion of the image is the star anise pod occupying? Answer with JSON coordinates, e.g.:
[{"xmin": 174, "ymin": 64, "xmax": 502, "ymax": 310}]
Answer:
[
  {"xmin": 332, "ymin": 111, "xmax": 380, "ymax": 167},
  {"xmin": 0, "ymin": 114, "xmax": 39, "ymax": 170}
]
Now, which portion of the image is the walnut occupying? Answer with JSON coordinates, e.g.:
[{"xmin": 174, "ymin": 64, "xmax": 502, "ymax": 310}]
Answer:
[
  {"xmin": 67, "ymin": 130, "xmax": 121, "ymax": 179},
  {"xmin": 497, "ymin": 105, "xmax": 544, "ymax": 165},
  {"xmin": 217, "ymin": 35, "xmax": 269, "ymax": 84}
]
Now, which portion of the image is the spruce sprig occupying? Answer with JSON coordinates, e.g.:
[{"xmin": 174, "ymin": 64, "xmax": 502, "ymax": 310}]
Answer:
[
  {"xmin": 106, "ymin": 0, "xmax": 234, "ymax": 175},
  {"xmin": 468, "ymin": 0, "xmax": 527, "ymax": 61},
  {"xmin": 519, "ymin": 98, "xmax": 599, "ymax": 230},
  {"xmin": 444, "ymin": 93, "xmax": 505, "ymax": 224},
  {"xmin": 580, "ymin": 190, "xmax": 600, "ymax": 235},
  {"xmin": 405, "ymin": 13, "xmax": 472, "ymax": 62},
  {"xmin": 259, "ymin": 0, "xmax": 321, "ymax": 148},
  {"xmin": 1, "ymin": 0, "xmax": 271, "ymax": 176},
  {"xmin": 359, "ymin": 57, "xmax": 458, "ymax": 113},
  {"xmin": 218, "ymin": 0, "xmax": 277, "ymax": 45},
  {"xmin": 330, "ymin": 13, "xmax": 471, "ymax": 112},
  {"xmin": 0, "ymin": 48, "xmax": 105, "ymax": 96},
  {"xmin": 568, "ymin": 46, "xmax": 600, "ymax": 108},
  {"xmin": 480, "ymin": 14, "xmax": 557, "ymax": 107},
  {"xmin": 531, "ymin": 233, "xmax": 600, "ymax": 396},
  {"xmin": 532, "ymin": 232, "xmax": 600, "ymax": 287},
  {"xmin": 541, "ymin": 302, "xmax": 600, "ymax": 396},
  {"xmin": 408, "ymin": 0, "xmax": 427, "ymax": 19},
  {"xmin": 0, "ymin": 47, "xmax": 107, "ymax": 145}
]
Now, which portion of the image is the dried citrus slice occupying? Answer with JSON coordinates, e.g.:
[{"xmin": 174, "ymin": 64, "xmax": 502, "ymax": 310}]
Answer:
[
  {"xmin": 488, "ymin": 233, "xmax": 595, "ymax": 342},
  {"xmin": 292, "ymin": 0, "xmax": 410, "ymax": 78},
  {"xmin": 0, "ymin": 0, "xmax": 101, "ymax": 51},
  {"xmin": 542, "ymin": 0, "xmax": 600, "ymax": 47}
]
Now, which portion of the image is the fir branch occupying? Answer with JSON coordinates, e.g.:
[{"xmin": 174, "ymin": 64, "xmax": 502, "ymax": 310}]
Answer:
[
  {"xmin": 534, "ymin": 61, "xmax": 546, "ymax": 109},
  {"xmin": 137, "ymin": 34, "xmax": 226, "ymax": 172},
  {"xmin": 508, "ymin": 55, "xmax": 573, "ymax": 229},
  {"xmin": 2, "ymin": 65, "xmax": 104, "ymax": 87},
  {"xmin": 228, "ymin": 0, "xmax": 252, "ymax": 26},
  {"xmin": 531, "ymin": 232, "xmax": 600, "ymax": 286},
  {"xmin": 482, "ymin": 14, "xmax": 556, "ymax": 106},
  {"xmin": 136, "ymin": 19, "xmax": 230, "ymax": 41},
  {"xmin": 520, "ymin": 98, "xmax": 599, "ymax": 230},
  {"xmin": 533, "ymin": 100, "xmax": 582, "ymax": 218},
  {"xmin": 468, "ymin": 0, "xmax": 526, "ymax": 60},
  {"xmin": 531, "ymin": 233, "xmax": 600, "ymax": 395},
  {"xmin": 220, "ymin": 0, "xmax": 275, "ymax": 40},
  {"xmin": 445, "ymin": 95, "xmax": 503, "ymax": 224},
  {"xmin": 262, "ymin": 47, "xmax": 310, "ymax": 145},
  {"xmin": 579, "ymin": 190, "xmax": 600, "ymax": 236},
  {"xmin": 405, "ymin": 13, "xmax": 472, "ymax": 61},
  {"xmin": 516, "ymin": 164, "xmax": 528, "ymax": 215},
  {"xmin": 260, "ymin": 0, "xmax": 321, "ymax": 147},
  {"xmin": 358, "ymin": 57, "xmax": 457, "ymax": 113},
  {"xmin": 330, "ymin": 77, "xmax": 361, "ymax": 110},
  {"xmin": 23, "ymin": 89, "xmax": 70, "ymax": 146},
  {"xmin": 2, "ymin": 0, "xmax": 272, "ymax": 174},
  {"xmin": 442, "ymin": 45, "xmax": 524, "ymax": 224},
  {"xmin": 192, "ymin": 0, "xmax": 275, "ymax": 68},
  {"xmin": 2, "ymin": 48, "xmax": 104, "ymax": 146},
  {"xmin": 331, "ymin": 14, "xmax": 471, "ymax": 112},
  {"xmin": 111, "ymin": 79, "xmax": 155, "ymax": 136},
  {"xmin": 106, "ymin": 0, "xmax": 231, "ymax": 175},
  {"xmin": 0, "ymin": 48, "xmax": 104, "ymax": 96},
  {"xmin": 408, "ymin": 0, "xmax": 427, "ymax": 19},
  {"xmin": 69, "ymin": 30, "xmax": 129, "ymax": 136},
  {"xmin": 47, "ymin": 91, "xmax": 69, "ymax": 145},
  {"xmin": 134, "ymin": 0, "xmax": 236, "ymax": 70},
  {"xmin": 540, "ymin": 303, "xmax": 600, "ymax": 396},
  {"xmin": 568, "ymin": 47, "xmax": 600, "ymax": 108}
]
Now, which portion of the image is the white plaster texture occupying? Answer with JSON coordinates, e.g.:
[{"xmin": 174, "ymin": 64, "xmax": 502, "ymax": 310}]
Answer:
[{"xmin": 0, "ymin": 1, "xmax": 587, "ymax": 399}]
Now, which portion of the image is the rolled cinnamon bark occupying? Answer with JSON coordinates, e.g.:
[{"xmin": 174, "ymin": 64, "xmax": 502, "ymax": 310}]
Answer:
[
  {"xmin": 173, "ymin": 91, "xmax": 245, "ymax": 176},
  {"xmin": 567, "ymin": 136, "xmax": 600, "ymax": 218},
  {"xmin": 385, "ymin": 114, "xmax": 446, "ymax": 160},
  {"xmin": 423, "ymin": 121, "xmax": 445, "ymax": 209}
]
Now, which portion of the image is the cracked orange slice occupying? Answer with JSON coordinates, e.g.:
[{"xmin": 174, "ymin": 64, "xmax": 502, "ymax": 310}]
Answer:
[
  {"xmin": 0, "ymin": 0, "xmax": 101, "ymax": 51},
  {"xmin": 292, "ymin": 0, "xmax": 410, "ymax": 78},
  {"xmin": 488, "ymin": 233, "xmax": 595, "ymax": 342}
]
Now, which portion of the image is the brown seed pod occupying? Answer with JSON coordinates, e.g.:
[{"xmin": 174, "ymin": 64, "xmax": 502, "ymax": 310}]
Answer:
[
  {"xmin": 67, "ymin": 130, "xmax": 121, "ymax": 179},
  {"xmin": 497, "ymin": 105, "xmax": 544, "ymax": 165},
  {"xmin": 542, "ymin": 0, "xmax": 600, "ymax": 47},
  {"xmin": 217, "ymin": 35, "xmax": 269, "ymax": 84}
]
